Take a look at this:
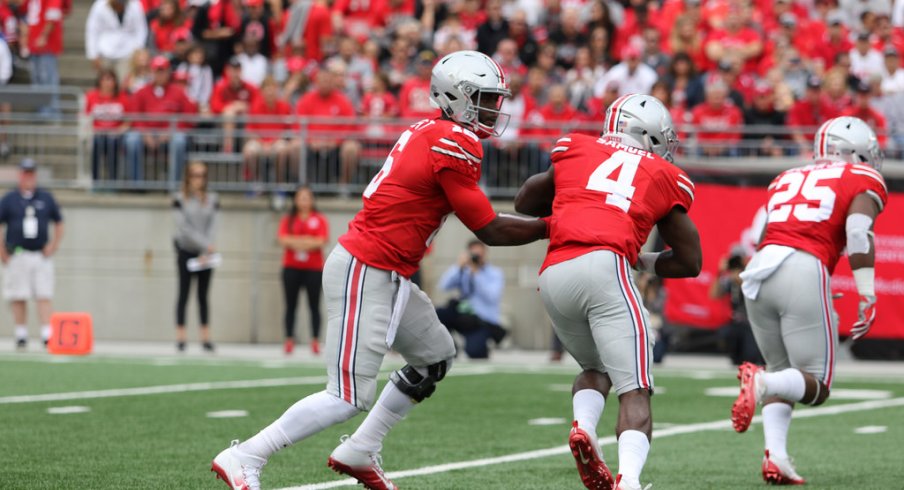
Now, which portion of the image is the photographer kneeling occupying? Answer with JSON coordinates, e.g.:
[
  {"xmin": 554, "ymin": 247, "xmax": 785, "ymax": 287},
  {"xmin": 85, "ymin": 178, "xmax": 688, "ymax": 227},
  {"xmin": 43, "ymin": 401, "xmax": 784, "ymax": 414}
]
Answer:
[{"xmin": 436, "ymin": 240, "xmax": 507, "ymax": 359}]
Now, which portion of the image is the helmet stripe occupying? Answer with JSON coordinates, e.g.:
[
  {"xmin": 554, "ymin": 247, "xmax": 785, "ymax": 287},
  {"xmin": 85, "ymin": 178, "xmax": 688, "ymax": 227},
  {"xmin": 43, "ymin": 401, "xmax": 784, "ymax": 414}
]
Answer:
[
  {"xmin": 818, "ymin": 119, "xmax": 834, "ymax": 157},
  {"xmin": 488, "ymin": 56, "xmax": 506, "ymax": 86},
  {"xmin": 607, "ymin": 94, "xmax": 633, "ymax": 134}
]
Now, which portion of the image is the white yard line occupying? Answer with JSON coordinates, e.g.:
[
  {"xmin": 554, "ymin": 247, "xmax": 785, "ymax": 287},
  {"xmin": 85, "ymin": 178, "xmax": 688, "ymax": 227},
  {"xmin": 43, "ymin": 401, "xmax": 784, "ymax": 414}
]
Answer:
[
  {"xmin": 0, "ymin": 366, "xmax": 498, "ymax": 405},
  {"xmin": 0, "ymin": 376, "xmax": 329, "ymax": 404},
  {"xmin": 281, "ymin": 397, "xmax": 904, "ymax": 490}
]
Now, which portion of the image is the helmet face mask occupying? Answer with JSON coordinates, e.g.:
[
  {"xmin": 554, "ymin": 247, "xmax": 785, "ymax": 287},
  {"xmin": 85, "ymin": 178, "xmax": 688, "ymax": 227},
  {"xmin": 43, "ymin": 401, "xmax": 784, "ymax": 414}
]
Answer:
[
  {"xmin": 814, "ymin": 116, "xmax": 884, "ymax": 170},
  {"xmin": 430, "ymin": 51, "xmax": 512, "ymax": 138}
]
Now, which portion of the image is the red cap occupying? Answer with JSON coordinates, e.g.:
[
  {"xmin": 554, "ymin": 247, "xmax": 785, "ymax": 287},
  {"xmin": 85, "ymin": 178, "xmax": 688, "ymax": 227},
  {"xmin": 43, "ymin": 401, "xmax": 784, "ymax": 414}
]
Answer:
[
  {"xmin": 244, "ymin": 0, "xmax": 264, "ymax": 5},
  {"xmin": 150, "ymin": 55, "xmax": 171, "ymax": 70},
  {"xmin": 621, "ymin": 45, "xmax": 641, "ymax": 59},
  {"xmin": 286, "ymin": 56, "xmax": 307, "ymax": 73}
]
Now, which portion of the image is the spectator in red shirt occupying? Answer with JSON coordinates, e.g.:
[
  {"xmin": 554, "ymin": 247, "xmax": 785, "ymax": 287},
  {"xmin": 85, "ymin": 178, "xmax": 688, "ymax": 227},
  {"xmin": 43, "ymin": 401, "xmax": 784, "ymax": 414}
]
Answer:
[
  {"xmin": 278, "ymin": 0, "xmax": 332, "ymax": 62},
  {"xmin": 398, "ymin": 51, "xmax": 438, "ymax": 120},
  {"xmin": 842, "ymin": 81, "xmax": 889, "ymax": 146},
  {"xmin": 812, "ymin": 13, "xmax": 853, "ymax": 70},
  {"xmin": 704, "ymin": 11, "xmax": 762, "ymax": 75},
  {"xmin": 668, "ymin": 14, "xmax": 707, "ymax": 70},
  {"xmin": 86, "ymin": 69, "xmax": 129, "ymax": 180},
  {"xmin": 295, "ymin": 59, "xmax": 361, "ymax": 190},
  {"xmin": 210, "ymin": 57, "xmax": 259, "ymax": 153},
  {"xmin": 149, "ymin": 0, "xmax": 190, "ymax": 55},
  {"xmin": 243, "ymin": 77, "xmax": 297, "ymax": 182},
  {"xmin": 787, "ymin": 76, "xmax": 838, "ymax": 153},
  {"xmin": 331, "ymin": 0, "xmax": 380, "ymax": 40},
  {"xmin": 124, "ymin": 56, "xmax": 197, "ymax": 181},
  {"xmin": 691, "ymin": 80, "xmax": 743, "ymax": 156},
  {"xmin": 524, "ymin": 83, "xmax": 577, "ymax": 143},
  {"xmin": 26, "ymin": 0, "xmax": 65, "ymax": 115},
  {"xmin": 277, "ymin": 185, "xmax": 329, "ymax": 355},
  {"xmin": 361, "ymin": 72, "xmax": 399, "ymax": 138}
]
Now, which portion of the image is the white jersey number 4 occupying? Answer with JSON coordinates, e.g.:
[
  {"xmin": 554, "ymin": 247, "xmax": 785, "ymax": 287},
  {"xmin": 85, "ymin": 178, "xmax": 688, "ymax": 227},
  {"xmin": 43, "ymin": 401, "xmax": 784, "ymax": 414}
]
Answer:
[
  {"xmin": 585, "ymin": 150, "xmax": 642, "ymax": 212},
  {"xmin": 768, "ymin": 167, "xmax": 844, "ymax": 223}
]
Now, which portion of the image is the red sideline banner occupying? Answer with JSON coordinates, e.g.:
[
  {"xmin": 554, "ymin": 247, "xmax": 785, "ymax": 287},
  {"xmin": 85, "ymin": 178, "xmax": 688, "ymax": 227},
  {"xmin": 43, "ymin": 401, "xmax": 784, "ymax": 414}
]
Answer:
[{"xmin": 663, "ymin": 183, "xmax": 904, "ymax": 339}]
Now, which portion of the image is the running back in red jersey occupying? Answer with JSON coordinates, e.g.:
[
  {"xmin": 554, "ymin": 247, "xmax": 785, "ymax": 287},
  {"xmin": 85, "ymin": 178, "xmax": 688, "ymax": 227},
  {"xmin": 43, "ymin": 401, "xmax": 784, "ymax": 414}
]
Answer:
[
  {"xmin": 541, "ymin": 134, "xmax": 695, "ymax": 272},
  {"xmin": 759, "ymin": 160, "xmax": 888, "ymax": 273},
  {"xmin": 339, "ymin": 118, "xmax": 496, "ymax": 278}
]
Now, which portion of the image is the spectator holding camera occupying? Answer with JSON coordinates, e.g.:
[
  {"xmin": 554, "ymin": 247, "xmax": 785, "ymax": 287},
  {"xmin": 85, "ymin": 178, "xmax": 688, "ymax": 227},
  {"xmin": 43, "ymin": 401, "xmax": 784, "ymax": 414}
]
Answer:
[
  {"xmin": 436, "ymin": 240, "xmax": 507, "ymax": 359},
  {"xmin": 710, "ymin": 248, "xmax": 763, "ymax": 366}
]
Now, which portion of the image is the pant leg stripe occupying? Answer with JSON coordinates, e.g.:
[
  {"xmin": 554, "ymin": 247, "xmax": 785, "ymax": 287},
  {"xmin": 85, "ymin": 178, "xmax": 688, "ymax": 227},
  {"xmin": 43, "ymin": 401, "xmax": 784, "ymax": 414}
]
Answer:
[
  {"xmin": 818, "ymin": 266, "xmax": 835, "ymax": 388},
  {"xmin": 614, "ymin": 254, "xmax": 644, "ymax": 390},
  {"xmin": 336, "ymin": 256, "xmax": 354, "ymax": 402},
  {"xmin": 349, "ymin": 265, "xmax": 367, "ymax": 407},
  {"xmin": 340, "ymin": 258, "xmax": 365, "ymax": 404},
  {"xmin": 622, "ymin": 256, "xmax": 653, "ymax": 389}
]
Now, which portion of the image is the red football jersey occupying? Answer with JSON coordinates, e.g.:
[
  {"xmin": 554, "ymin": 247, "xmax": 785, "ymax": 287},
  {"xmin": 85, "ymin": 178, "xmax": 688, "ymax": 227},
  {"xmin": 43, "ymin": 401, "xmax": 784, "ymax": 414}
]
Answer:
[
  {"xmin": 760, "ymin": 160, "xmax": 888, "ymax": 273},
  {"xmin": 542, "ymin": 134, "xmax": 695, "ymax": 272},
  {"xmin": 339, "ymin": 119, "xmax": 496, "ymax": 277},
  {"xmin": 26, "ymin": 0, "xmax": 63, "ymax": 55}
]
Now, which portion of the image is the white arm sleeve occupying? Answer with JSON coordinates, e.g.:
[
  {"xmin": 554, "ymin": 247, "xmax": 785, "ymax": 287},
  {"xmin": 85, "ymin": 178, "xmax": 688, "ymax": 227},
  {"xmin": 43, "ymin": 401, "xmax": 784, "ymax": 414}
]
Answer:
[{"xmin": 846, "ymin": 213, "xmax": 874, "ymax": 256}]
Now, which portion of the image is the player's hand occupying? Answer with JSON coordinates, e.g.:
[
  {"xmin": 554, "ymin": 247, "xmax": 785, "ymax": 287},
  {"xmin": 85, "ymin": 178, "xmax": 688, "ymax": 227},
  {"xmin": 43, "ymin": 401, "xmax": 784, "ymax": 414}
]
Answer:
[
  {"xmin": 35, "ymin": 35, "xmax": 47, "ymax": 49},
  {"xmin": 457, "ymin": 252, "xmax": 469, "ymax": 268},
  {"xmin": 850, "ymin": 295, "xmax": 877, "ymax": 341}
]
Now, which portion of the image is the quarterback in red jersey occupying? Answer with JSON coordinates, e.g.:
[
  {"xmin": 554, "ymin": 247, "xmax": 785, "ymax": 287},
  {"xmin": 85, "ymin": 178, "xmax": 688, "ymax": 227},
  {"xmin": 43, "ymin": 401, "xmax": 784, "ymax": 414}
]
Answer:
[
  {"xmin": 731, "ymin": 116, "xmax": 886, "ymax": 485},
  {"xmin": 516, "ymin": 94, "xmax": 702, "ymax": 490},
  {"xmin": 212, "ymin": 51, "xmax": 548, "ymax": 490}
]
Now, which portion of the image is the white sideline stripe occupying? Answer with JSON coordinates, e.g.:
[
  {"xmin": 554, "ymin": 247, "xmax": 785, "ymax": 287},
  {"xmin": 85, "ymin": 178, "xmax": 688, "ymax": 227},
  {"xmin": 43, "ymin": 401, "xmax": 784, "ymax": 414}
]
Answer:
[
  {"xmin": 281, "ymin": 397, "xmax": 904, "ymax": 490},
  {"xmin": 0, "ymin": 366, "xmax": 497, "ymax": 405},
  {"xmin": 0, "ymin": 376, "xmax": 329, "ymax": 404}
]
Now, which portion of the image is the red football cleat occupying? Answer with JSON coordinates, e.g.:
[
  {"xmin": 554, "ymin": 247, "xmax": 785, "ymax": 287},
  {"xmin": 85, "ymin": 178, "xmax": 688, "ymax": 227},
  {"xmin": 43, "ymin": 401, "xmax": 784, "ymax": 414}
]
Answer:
[
  {"xmin": 569, "ymin": 421, "xmax": 614, "ymax": 490},
  {"xmin": 328, "ymin": 437, "xmax": 398, "ymax": 490},
  {"xmin": 762, "ymin": 450, "xmax": 806, "ymax": 485},
  {"xmin": 311, "ymin": 338, "xmax": 320, "ymax": 355},
  {"xmin": 732, "ymin": 362, "xmax": 763, "ymax": 433},
  {"xmin": 283, "ymin": 338, "xmax": 294, "ymax": 355}
]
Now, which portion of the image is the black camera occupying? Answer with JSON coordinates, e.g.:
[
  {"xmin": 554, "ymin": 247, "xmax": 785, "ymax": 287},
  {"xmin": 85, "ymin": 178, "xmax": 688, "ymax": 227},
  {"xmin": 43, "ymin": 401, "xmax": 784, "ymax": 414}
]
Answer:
[
  {"xmin": 727, "ymin": 254, "xmax": 744, "ymax": 270},
  {"xmin": 470, "ymin": 253, "xmax": 482, "ymax": 264}
]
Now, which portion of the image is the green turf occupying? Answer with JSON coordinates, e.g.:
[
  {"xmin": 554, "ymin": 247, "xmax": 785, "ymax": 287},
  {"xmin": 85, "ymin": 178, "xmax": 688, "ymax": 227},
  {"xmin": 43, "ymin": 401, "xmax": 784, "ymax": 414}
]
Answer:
[{"xmin": 3, "ymin": 355, "xmax": 903, "ymax": 489}]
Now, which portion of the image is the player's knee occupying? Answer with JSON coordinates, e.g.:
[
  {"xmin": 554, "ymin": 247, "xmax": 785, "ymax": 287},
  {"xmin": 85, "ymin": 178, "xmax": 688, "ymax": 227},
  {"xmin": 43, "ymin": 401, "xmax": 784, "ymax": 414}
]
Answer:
[
  {"xmin": 803, "ymin": 381, "xmax": 830, "ymax": 406},
  {"xmin": 390, "ymin": 359, "xmax": 451, "ymax": 403}
]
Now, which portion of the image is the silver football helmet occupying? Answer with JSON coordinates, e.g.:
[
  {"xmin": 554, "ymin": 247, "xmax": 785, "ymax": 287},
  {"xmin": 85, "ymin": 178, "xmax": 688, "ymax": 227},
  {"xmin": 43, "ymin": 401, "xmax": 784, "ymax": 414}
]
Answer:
[
  {"xmin": 603, "ymin": 94, "xmax": 680, "ymax": 162},
  {"xmin": 814, "ymin": 116, "xmax": 883, "ymax": 169},
  {"xmin": 430, "ymin": 50, "xmax": 511, "ymax": 138}
]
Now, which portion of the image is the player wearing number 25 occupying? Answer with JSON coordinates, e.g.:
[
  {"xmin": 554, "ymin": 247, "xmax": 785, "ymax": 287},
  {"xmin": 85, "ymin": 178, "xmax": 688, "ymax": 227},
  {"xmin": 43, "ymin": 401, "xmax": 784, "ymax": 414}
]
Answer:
[
  {"xmin": 730, "ymin": 116, "xmax": 887, "ymax": 485},
  {"xmin": 0, "ymin": 159, "xmax": 64, "ymax": 351},
  {"xmin": 515, "ymin": 94, "xmax": 702, "ymax": 490},
  {"xmin": 212, "ymin": 50, "xmax": 548, "ymax": 490}
]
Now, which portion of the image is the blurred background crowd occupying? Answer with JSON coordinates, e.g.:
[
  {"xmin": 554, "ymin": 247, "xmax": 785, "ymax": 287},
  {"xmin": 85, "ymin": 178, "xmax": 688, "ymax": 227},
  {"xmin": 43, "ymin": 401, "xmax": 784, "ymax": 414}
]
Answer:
[{"xmin": 2, "ymin": 0, "xmax": 904, "ymax": 189}]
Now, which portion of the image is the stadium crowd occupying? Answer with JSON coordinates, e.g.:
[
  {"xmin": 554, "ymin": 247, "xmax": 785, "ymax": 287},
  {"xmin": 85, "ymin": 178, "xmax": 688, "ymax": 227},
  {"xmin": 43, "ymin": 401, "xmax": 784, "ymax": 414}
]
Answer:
[{"xmin": 1, "ymin": 0, "xmax": 904, "ymax": 184}]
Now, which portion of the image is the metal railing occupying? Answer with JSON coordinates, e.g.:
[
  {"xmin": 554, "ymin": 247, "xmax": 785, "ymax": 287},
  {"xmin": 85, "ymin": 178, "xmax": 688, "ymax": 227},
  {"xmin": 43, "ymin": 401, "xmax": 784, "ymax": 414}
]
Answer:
[{"xmin": 1, "ymin": 111, "xmax": 901, "ymax": 195}]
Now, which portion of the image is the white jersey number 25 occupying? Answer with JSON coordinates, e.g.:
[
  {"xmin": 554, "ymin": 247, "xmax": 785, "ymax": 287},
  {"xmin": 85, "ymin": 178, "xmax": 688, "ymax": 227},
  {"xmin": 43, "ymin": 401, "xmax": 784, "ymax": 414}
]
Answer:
[{"xmin": 767, "ymin": 167, "xmax": 844, "ymax": 223}]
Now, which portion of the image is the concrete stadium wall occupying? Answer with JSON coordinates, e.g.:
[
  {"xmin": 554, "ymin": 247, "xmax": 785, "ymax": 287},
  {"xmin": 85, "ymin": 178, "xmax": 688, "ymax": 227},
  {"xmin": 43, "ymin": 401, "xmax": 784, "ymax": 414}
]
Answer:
[{"xmin": 9, "ymin": 193, "xmax": 555, "ymax": 349}]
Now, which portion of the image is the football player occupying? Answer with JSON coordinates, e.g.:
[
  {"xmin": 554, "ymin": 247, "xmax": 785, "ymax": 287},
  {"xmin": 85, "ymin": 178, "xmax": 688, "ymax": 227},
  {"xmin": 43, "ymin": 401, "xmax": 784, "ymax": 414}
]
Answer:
[
  {"xmin": 515, "ymin": 94, "xmax": 702, "ymax": 490},
  {"xmin": 211, "ymin": 51, "xmax": 549, "ymax": 490},
  {"xmin": 731, "ymin": 116, "xmax": 886, "ymax": 484}
]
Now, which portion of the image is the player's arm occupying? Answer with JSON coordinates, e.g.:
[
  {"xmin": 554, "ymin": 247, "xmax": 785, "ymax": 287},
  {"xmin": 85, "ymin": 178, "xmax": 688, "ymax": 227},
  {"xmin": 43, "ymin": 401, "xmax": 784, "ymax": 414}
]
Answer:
[
  {"xmin": 437, "ymin": 169, "xmax": 547, "ymax": 246},
  {"xmin": 638, "ymin": 206, "xmax": 702, "ymax": 278},
  {"xmin": 847, "ymin": 193, "xmax": 882, "ymax": 340},
  {"xmin": 514, "ymin": 167, "xmax": 555, "ymax": 217}
]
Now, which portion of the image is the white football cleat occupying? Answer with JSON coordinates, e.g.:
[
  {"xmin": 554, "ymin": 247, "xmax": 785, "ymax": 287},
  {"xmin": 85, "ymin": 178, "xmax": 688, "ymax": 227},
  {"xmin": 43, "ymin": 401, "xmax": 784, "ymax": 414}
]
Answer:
[
  {"xmin": 211, "ymin": 440, "xmax": 267, "ymax": 490},
  {"xmin": 762, "ymin": 450, "xmax": 806, "ymax": 485},
  {"xmin": 327, "ymin": 436, "xmax": 398, "ymax": 490},
  {"xmin": 615, "ymin": 474, "xmax": 652, "ymax": 490}
]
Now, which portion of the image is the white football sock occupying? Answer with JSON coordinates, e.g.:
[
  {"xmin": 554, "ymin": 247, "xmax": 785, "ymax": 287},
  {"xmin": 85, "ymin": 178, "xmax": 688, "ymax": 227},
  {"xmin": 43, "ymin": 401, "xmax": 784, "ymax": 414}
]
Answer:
[
  {"xmin": 349, "ymin": 382, "xmax": 414, "ymax": 453},
  {"xmin": 239, "ymin": 391, "xmax": 359, "ymax": 460},
  {"xmin": 762, "ymin": 403, "xmax": 793, "ymax": 460},
  {"xmin": 573, "ymin": 389, "xmax": 605, "ymax": 436},
  {"xmin": 15, "ymin": 325, "xmax": 27, "ymax": 340},
  {"xmin": 761, "ymin": 369, "xmax": 806, "ymax": 402},
  {"xmin": 41, "ymin": 325, "xmax": 51, "ymax": 341},
  {"xmin": 617, "ymin": 430, "xmax": 650, "ymax": 487}
]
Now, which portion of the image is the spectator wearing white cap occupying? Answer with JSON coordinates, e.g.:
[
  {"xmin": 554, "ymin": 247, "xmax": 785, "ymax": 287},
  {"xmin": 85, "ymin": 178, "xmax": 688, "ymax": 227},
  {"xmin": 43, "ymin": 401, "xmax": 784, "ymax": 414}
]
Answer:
[
  {"xmin": 0, "ymin": 159, "xmax": 64, "ymax": 351},
  {"xmin": 593, "ymin": 44, "xmax": 657, "ymax": 97},
  {"xmin": 86, "ymin": 0, "xmax": 148, "ymax": 82}
]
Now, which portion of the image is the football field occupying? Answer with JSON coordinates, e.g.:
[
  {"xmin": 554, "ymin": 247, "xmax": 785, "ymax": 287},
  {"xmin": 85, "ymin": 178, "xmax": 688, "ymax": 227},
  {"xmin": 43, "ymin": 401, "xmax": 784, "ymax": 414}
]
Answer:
[{"xmin": 4, "ymin": 346, "xmax": 904, "ymax": 489}]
